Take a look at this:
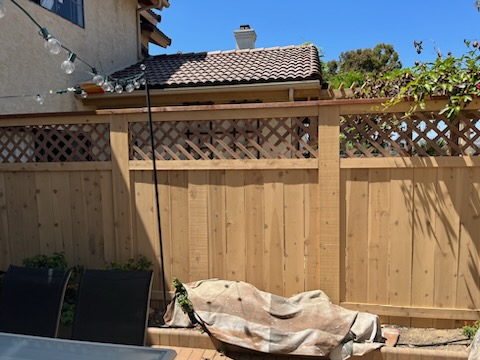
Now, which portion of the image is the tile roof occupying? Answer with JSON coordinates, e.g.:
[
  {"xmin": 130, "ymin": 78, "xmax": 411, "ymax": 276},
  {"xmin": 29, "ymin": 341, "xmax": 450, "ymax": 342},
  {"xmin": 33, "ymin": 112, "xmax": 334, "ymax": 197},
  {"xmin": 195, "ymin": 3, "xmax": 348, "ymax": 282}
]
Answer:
[{"xmin": 111, "ymin": 45, "xmax": 322, "ymax": 89}]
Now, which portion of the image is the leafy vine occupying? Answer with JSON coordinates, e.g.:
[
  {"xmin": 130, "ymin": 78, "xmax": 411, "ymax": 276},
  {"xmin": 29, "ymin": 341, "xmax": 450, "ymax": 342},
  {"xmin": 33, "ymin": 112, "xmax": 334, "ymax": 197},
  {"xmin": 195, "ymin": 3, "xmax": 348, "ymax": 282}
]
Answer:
[{"xmin": 354, "ymin": 40, "xmax": 480, "ymax": 120}]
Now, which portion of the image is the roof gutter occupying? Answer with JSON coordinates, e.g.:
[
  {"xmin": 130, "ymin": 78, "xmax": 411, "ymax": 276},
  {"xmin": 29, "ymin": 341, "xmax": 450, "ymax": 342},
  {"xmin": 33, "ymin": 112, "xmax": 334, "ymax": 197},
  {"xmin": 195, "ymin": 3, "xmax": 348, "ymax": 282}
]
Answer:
[{"xmin": 84, "ymin": 80, "xmax": 321, "ymax": 101}]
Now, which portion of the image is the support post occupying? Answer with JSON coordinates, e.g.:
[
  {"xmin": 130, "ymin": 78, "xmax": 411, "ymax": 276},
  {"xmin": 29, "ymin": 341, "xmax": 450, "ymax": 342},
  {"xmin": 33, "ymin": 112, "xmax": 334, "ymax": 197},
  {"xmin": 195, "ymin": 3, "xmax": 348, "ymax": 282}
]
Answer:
[{"xmin": 318, "ymin": 105, "xmax": 341, "ymax": 303}]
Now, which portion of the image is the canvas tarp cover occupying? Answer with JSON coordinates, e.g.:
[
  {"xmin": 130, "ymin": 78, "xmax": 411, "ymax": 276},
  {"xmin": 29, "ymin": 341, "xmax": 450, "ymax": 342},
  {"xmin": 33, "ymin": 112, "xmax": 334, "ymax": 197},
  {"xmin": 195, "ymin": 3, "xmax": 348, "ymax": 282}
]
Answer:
[{"xmin": 164, "ymin": 279, "xmax": 384, "ymax": 359}]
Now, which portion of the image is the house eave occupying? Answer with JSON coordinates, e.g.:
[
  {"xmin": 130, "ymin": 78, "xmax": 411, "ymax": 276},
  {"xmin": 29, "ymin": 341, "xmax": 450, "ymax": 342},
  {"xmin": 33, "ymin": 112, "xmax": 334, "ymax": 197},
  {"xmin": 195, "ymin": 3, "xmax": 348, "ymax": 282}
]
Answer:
[{"xmin": 82, "ymin": 80, "xmax": 322, "ymax": 102}]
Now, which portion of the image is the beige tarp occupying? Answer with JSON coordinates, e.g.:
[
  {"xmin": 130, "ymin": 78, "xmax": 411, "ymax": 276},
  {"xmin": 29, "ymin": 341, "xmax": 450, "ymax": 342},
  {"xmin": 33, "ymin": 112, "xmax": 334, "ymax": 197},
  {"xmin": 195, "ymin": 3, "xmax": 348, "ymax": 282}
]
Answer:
[
  {"xmin": 164, "ymin": 279, "xmax": 384, "ymax": 359},
  {"xmin": 469, "ymin": 329, "xmax": 480, "ymax": 360}
]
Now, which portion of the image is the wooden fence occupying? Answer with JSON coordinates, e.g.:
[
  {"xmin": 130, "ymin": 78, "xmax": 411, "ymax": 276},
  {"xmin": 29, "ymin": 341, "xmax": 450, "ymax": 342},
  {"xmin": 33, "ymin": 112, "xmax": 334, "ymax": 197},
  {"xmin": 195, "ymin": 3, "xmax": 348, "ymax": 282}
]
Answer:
[{"xmin": 0, "ymin": 98, "xmax": 478, "ymax": 326}]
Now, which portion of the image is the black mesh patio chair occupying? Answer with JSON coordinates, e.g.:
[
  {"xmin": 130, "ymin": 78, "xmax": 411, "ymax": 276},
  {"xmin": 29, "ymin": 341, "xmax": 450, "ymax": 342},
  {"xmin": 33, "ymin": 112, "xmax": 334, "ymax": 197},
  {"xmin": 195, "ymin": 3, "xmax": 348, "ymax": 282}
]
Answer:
[
  {"xmin": 72, "ymin": 269, "xmax": 153, "ymax": 346},
  {"xmin": 0, "ymin": 265, "xmax": 71, "ymax": 337}
]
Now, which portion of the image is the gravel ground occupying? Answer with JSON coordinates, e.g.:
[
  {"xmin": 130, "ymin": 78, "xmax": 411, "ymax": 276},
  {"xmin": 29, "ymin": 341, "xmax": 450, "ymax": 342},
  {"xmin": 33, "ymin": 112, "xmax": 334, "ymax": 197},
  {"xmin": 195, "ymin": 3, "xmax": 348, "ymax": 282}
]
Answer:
[{"xmin": 387, "ymin": 325, "xmax": 472, "ymax": 353}]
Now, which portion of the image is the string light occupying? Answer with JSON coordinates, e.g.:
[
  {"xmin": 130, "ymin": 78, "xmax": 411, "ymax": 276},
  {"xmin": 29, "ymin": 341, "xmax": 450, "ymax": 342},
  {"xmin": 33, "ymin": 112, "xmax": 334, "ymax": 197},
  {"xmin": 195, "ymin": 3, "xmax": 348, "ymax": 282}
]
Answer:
[
  {"xmin": 61, "ymin": 52, "xmax": 76, "ymax": 74},
  {"xmin": 0, "ymin": 0, "xmax": 149, "ymax": 103},
  {"xmin": 476, "ymin": 0, "xmax": 480, "ymax": 11},
  {"xmin": 0, "ymin": 0, "xmax": 6, "ymax": 18}
]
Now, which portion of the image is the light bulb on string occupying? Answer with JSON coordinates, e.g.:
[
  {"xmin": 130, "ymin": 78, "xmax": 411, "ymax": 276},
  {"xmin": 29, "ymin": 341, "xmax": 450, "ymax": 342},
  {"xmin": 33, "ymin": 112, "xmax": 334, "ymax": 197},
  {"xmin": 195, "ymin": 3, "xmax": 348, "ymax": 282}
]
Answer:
[
  {"xmin": 476, "ymin": 0, "xmax": 480, "ymax": 11},
  {"xmin": 114, "ymin": 84, "xmax": 123, "ymax": 94},
  {"xmin": 0, "ymin": 0, "xmax": 6, "ymax": 19},
  {"xmin": 101, "ymin": 81, "xmax": 113, "ymax": 92},
  {"xmin": 35, "ymin": 94, "xmax": 44, "ymax": 105},
  {"xmin": 45, "ymin": 36, "xmax": 61, "ymax": 55},
  {"xmin": 125, "ymin": 83, "xmax": 135, "ymax": 93},
  {"xmin": 93, "ymin": 74, "xmax": 104, "ymax": 86},
  {"xmin": 61, "ymin": 52, "xmax": 76, "ymax": 74}
]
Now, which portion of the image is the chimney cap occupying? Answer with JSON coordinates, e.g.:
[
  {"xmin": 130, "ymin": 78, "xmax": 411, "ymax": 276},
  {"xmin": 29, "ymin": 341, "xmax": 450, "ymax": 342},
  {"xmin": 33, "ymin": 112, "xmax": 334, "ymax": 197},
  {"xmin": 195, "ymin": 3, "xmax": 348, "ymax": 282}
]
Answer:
[{"xmin": 234, "ymin": 25, "xmax": 256, "ymax": 50}]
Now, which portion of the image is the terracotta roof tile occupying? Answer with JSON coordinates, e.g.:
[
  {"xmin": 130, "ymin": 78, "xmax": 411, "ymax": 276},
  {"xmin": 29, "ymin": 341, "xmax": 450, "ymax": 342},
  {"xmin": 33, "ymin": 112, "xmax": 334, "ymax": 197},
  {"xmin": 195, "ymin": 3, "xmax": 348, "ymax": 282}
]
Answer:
[{"xmin": 111, "ymin": 44, "xmax": 322, "ymax": 89}]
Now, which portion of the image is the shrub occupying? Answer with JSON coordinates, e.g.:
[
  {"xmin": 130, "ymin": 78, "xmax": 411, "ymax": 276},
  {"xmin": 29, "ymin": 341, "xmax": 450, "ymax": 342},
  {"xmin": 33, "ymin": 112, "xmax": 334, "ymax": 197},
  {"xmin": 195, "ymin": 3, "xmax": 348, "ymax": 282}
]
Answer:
[{"xmin": 463, "ymin": 320, "xmax": 479, "ymax": 340}]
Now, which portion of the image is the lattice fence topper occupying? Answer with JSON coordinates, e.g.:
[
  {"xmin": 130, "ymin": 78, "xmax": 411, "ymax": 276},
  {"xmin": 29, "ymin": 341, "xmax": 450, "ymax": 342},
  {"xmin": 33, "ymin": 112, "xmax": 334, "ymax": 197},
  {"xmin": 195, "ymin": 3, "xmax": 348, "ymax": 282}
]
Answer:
[
  {"xmin": 340, "ymin": 110, "xmax": 480, "ymax": 157},
  {"xmin": 129, "ymin": 117, "xmax": 319, "ymax": 160},
  {"xmin": 0, "ymin": 124, "xmax": 111, "ymax": 163}
]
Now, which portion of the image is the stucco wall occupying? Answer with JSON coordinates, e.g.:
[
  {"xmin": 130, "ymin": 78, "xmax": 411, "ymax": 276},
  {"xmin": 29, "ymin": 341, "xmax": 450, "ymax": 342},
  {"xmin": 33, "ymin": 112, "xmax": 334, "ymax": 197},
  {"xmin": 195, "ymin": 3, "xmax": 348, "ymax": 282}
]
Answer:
[{"xmin": 0, "ymin": 0, "xmax": 140, "ymax": 114}]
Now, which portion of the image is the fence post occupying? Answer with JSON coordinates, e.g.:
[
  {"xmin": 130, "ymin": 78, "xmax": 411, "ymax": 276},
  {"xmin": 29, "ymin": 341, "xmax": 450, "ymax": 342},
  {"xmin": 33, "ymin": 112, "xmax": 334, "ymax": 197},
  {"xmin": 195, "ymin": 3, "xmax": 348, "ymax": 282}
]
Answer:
[
  {"xmin": 110, "ymin": 114, "xmax": 133, "ymax": 261},
  {"xmin": 318, "ymin": 105, "xmax": 341, "ymax": 303}
]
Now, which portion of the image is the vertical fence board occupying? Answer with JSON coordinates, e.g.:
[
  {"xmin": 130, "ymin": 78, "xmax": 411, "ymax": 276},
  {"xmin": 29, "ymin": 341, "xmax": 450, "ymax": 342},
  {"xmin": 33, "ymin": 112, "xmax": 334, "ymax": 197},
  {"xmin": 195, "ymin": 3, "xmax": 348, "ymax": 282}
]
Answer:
[
  {"xmin": 208, "ymin": 171, "xmax": 226, "ymax": 279},
  {"xmin": 22, "ymin": 172, "xmax": 40, "ymax": 259},
  {"xmin": 157, "ymin": 171, "xmax": 173, "ymax": 294},
  {"xmin": 245, "ymin": 170, "xmax": 265, "ymax": 289},
  {"xmin": 389, "ymin": 169, "xmax": 413, "ymax": 327},
  {"xmin": 367, "ymin": 169, "xmax": 390, "ymax": 307},
  {"xmin": 0, "ymin": 173, "xmax": 10, "ymax": 269},
  {"xmin": 188, "ymin": 171, "xmax": 209, "ymax": 280},
  {"xmin": 5, "ymin": 173, "xmax": 25, "ymax": 265},
  {"xmin": 263, "ymin": 170, "xmax": 285, "ymax": 295},
  {"xmin": 99, "ymin": 171, "xmax": 115, "ymax": 263},
  {"xmin": 284, "ymin": 170, "xmax": 305, "ymax": 296},
  {"xmin": 305, "ymin": 169, "xmax": 320, "ymax": 291},
  {"xmin": 69, "ymin": 172, "xmax": 89, "ymax": 265},
  {"xmin": 455, "ymin": 167, "xmax": 480, "ymax": 310},
  {"xmin": 411, "ymin": 168, "xmax": 437, "ymax": 328},
  {"xmin": 434, "ymin": 168, "xmax": 461, "ymax": 328},
  {"xmin": 51, "ymin": 172, "xmax": 74, "ymax": 264},
  {"xmin": 110, "ymin": 114, "xmax": 133, "ymax": 261},
  {"xmin": 133, "ymin": 171, "xmax": 158, "ymax": 285},
  {"xmin": 83, "ymin": 171, "xmax": 105, "ymax": 268},
  {"xmin": 34, "ymin": 172, "xmax": 55, "ymax": 254},
  {"xmin": 345, "ymin": 169, "xmax": 369, "ymax": 303},
  {"xmin": 170, "ymin": 171, "xmax": 190, "ymax": 282},
  {"xmin": 225, "ymin": 170, "xmax": 246, "ymax": 281}
]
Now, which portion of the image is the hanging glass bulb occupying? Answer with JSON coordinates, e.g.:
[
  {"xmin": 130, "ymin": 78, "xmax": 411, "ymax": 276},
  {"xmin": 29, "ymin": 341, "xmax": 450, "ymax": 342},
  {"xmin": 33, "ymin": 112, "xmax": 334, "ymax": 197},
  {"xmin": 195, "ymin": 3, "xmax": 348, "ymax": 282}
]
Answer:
[
  {"xmin": 93, "ymin": 74, "xmax": 104, "ymax": 86},
  {"xmin": 61, "ymin": 53, "xmax": 76, "ymax": 74},
  {"xmin": 139, "ymin": 78, "xmax": 146, "ymax": 86},
  {"xmin": 35, "ymin": 94, "xmax": 45, "ymax": 105},
  {"xmin": 125, "ymin": 83, "xmax": 135, "ymax": 93},
  {"xmin": 101, "ymin": 81, "xmax": 114, "ymax": 92},
  {"xmin": 476, "ymin": 0, "xmax": 480, "ymax": 11},
  {"xmin": 114, "ymin": 84, "xmax": 123, "ymax": 94},
  {"xmin": 0, "ymin": 0, "xmax": 6, "ymax": 19},
  {"xmin": 133, "ymin": 80, "xmax": 140, "ymax": 89},
  {"xmin": 45, "ymin": 37, "xmax": 62, "ymax": 55},
  {"xmin": 80, "ymin": 90, "xmax": 88, "ymax": 99}
]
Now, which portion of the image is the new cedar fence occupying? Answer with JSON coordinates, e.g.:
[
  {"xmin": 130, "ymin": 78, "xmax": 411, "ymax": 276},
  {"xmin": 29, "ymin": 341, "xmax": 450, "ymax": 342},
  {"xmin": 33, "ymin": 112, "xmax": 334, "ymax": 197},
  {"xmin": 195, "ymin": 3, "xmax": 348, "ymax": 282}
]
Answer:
[{"xmin": 0, "ymin": 99, "xmax": 479, "ymax": 327}]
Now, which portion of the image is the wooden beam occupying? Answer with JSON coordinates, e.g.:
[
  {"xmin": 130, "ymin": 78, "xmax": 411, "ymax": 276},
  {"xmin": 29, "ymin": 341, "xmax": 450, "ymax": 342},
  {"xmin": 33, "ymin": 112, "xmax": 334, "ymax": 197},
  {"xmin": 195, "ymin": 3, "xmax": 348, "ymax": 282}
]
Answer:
[
  {"xmin": 341, "ymin": 302, "xmax": 480, "ymax": 320},
  {"xmin": 128, "ymin": 159, "xmax": 318, "ymax": 171},
  {"xmin": 318, "ymin": 105, "xmax": 341, "ymax": 303},
  {"xmin": 110, "ymin": 114, "xmax": 134, "ymax": 261}
]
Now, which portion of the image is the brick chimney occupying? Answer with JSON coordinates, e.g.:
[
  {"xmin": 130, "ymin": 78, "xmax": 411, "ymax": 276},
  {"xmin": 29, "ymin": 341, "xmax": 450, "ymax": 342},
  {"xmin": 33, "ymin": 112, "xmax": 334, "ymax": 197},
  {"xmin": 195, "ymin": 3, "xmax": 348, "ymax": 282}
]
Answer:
[{"xmin": 234, "ymin": 25, "xmax": 257, "ymax": 50}]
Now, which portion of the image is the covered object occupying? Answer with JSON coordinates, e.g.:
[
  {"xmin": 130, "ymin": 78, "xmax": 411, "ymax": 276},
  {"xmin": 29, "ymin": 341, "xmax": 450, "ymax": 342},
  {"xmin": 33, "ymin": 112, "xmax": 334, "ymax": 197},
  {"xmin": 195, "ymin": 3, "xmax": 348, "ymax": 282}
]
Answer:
[{"xmin": 164, "ymin": 279, "xmax": 384, "ymax": 359}]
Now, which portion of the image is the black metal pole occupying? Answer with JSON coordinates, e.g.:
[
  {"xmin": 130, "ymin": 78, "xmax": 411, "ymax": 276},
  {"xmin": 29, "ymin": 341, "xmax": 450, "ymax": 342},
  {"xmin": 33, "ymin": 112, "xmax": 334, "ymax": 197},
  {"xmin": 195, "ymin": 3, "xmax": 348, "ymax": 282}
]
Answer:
[{"xmin": 141, "ymin": 63, "xmax": 168, "ymax": 315}]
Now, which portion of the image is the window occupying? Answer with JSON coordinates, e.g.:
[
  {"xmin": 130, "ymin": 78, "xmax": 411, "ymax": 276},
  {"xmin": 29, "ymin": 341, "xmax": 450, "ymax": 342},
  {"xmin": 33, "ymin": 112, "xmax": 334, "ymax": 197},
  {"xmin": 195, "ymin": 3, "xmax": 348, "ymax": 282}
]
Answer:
[{"xmin": 31, "ymin": 0, "xmax": 84, "ymax": 27}]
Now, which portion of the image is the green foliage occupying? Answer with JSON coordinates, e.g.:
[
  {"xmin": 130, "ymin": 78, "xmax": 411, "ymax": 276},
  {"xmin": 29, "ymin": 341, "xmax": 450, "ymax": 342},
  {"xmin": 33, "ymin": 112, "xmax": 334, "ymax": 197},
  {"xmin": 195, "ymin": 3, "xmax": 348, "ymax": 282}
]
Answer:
[
  {"xmin": 172, "ymin": 277, "xmax": 193, "ymax": 315},
  {"xmin": 22, "ymin": 251, "xmax": 68, "ymax": 269},
  {"xmin": 323, "ymin": 43, "xmax": 401, "ymax": 87},
  {"xmin": 463, "ymin": 320, "xmax": 479, "ymax": 340},
  {"xmin": 105, "ymin": 255, "xmax": 153, "ymax": 271},
  {"xmin": 327, "ymin": 70, "xmax": 365, "ymax": 88},
  {"xmin": 337, "ymin": 43, "xmax": 402, "ymax": 75},
  {"xmin": 387, "ymin": 40, "xmax": 480, "ymax": 120}
]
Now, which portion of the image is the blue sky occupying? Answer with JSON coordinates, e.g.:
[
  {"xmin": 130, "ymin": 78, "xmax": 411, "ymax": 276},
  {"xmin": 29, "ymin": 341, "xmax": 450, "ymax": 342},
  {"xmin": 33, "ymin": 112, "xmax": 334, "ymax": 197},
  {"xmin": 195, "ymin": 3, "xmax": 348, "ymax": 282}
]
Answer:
[{"xmin": 151, "ymin": 0, "xmax": 480, "ymax": 68}]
